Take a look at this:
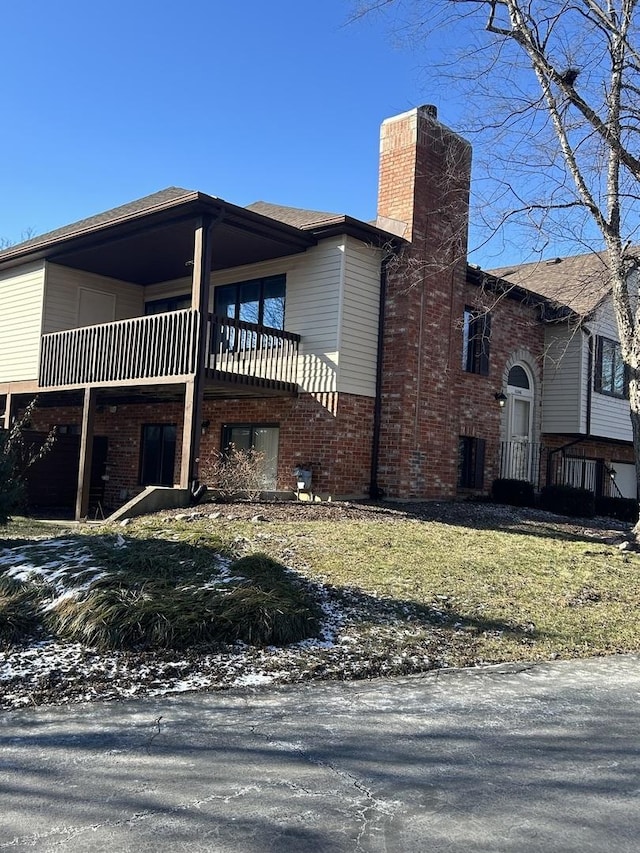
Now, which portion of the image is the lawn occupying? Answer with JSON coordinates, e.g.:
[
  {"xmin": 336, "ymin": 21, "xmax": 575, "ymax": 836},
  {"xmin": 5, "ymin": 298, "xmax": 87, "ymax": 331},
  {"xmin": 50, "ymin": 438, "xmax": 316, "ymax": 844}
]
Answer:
[{"xmin": 1, "ymin": 501, "xmax": 638, "ymax": 708}]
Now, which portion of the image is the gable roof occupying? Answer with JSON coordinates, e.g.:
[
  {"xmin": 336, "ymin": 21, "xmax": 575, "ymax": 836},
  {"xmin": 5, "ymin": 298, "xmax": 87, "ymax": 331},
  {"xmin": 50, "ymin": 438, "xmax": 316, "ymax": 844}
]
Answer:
[{"xmin": 490, "ymin": 251, "xmax": 616, "ymax": 317}]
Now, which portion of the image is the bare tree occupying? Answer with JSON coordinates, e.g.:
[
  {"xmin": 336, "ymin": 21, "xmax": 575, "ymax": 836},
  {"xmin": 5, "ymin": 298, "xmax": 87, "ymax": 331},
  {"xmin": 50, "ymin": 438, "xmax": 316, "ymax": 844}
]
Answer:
[{"xmin": 355, "ymin": 0, "xmax": 640, "ymax": 515}]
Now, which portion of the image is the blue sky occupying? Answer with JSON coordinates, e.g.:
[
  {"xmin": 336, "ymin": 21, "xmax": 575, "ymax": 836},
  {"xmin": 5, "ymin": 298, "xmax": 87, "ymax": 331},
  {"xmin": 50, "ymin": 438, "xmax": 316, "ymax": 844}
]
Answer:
[
  {"xmin": 1, "ymin": 2, "xmax": 462, "ymax": 243},
  {"xmin": 3, "ymin": 0, "xmax": 554, "ymax": 267}
]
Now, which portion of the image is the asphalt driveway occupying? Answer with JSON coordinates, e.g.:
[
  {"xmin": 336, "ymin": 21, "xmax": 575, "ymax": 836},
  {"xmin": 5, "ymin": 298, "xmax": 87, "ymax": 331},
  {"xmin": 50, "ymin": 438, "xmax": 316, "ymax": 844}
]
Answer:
[{"xmin": 2, "ymin": 655, "xmax": 639, "ymax": 852}]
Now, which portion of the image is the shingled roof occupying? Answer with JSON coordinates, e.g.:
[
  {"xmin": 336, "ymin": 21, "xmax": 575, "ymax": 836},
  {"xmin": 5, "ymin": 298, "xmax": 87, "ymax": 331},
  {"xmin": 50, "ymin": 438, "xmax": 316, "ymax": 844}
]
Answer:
[
  {"xmin": 245, "ymin": 201, "xmax": 344, "ymax": 229},
  {"xmin": 0, "ymin": 187, "xmax": 196, "ymax": 261},
  {"xmin": 490, "ymin": 251, "xmax": 617, "ymax": 317}
]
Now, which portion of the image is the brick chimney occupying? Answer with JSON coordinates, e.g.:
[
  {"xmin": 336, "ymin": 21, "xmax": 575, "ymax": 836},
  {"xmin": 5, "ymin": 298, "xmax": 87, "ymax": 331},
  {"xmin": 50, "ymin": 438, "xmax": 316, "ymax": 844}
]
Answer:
[
  {"xmin": 377, "ymin": 104, "xmax": 472, "ymax": 253},
  {"xmin": 375, "ymin": 106, "xmax": 473, "ymax": 499}
]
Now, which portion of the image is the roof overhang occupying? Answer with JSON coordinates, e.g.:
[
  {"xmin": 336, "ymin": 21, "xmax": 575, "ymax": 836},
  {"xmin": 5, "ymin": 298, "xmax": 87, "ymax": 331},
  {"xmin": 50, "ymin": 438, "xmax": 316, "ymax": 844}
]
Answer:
[
  {"xmin": 0, "ymin": 192, "xmax": 317, "ymax": 285},
  {"xmin": 466, "ymin": 264, "xmax": 579, "ymax": 323}
]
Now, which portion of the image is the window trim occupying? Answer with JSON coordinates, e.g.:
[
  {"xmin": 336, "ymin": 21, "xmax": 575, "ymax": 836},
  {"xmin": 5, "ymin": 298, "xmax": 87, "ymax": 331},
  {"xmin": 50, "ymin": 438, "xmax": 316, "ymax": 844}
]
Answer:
[
  {"xmin": 594, "ymin": 336, "xmax": 628, "ymax": 399},
  {"xmin": 214, "ymin": 274, "xmax": 286, "ymax": 330},
  {"xmin": 462, "ymin": 307, "xmax": 491, "ymax": 375}
]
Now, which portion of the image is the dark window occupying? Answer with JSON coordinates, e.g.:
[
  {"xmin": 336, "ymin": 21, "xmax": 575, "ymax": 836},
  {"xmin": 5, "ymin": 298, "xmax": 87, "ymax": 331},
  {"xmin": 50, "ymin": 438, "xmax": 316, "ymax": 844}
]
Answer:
[
  {"xmin": 222, "ymin": 423, "xmax": 279, "ymax": 490},
  {"xmin": 507, "ymin": 365, "xmax": 530, "ymax": 389},
  {"xmin": 458, "ymin": 436, "xmax": 486, "ymax": 489},
  {"xmin": 595, "ymin": 337, "xmax": 627, "ymax": 398},
  {"xmin": 214, "ymin": 275, "xmax": 285, "ymax": 329},
  {"xmin": 55, "ymin": 424, "xmax": 81, "ymax": 436},
  {"xmin": 462, "ymin": 308, "xmax": 491, "ymax": 375},
  {"xmin": 145, "ymin": 295, "xmax": 191, "ymax": 315},
  {"xmin": 140, "ymin": 424, "xmax": 176, "ymax": 486}
]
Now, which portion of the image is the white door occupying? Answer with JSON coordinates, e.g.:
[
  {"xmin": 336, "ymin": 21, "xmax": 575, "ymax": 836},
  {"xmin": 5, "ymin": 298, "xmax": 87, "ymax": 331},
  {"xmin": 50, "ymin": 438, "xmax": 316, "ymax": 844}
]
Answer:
[{"xmin": 504, "ymin": 364, "xmax": 534, "ymax": 480}]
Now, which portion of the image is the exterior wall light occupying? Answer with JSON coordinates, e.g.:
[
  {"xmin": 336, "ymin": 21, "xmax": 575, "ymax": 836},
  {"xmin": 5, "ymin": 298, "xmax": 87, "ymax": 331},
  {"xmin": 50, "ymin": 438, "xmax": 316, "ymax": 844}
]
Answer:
[
  {"xmin": 494, "ymin": 392, "xmax": 507, "ymax": 408},
  {"xmin": 201, "ymin": 420, "xmax": 211, "ymax": 435}
]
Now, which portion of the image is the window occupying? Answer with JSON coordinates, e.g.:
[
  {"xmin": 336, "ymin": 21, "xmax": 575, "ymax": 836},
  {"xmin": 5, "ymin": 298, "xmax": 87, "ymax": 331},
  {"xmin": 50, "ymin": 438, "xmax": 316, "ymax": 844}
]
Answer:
[
  {"xmin": 140, "ymin": 424, "xmax": 176, "ymax": 486},
  {"xmin": 215, "ymin": 275, "xmax": 285, "ymax": 329},
  {"xmin": 145, "ymin": 295, "xmax": 191, "ymax": 315},
  {"xmin": 458, "ymin": 436, "xmax": 486, "ymax": 489},
  {"xmin": 595, "ymin": 337, "xmax": 627, "ymax": 398},
  {"xmin": 222, "ymin": 424, "xmax": 279, "ymax": 490},
  {"xmin": 462, "ymin": 308, "xmax": 491, "ymax": 375},
  {"xmin": 507, "ymin": 365, "xmax": 530, "ymax": 389},
  {"xmin": 55, "ymin": 424, "xmax": 80, "ymax": 436}
]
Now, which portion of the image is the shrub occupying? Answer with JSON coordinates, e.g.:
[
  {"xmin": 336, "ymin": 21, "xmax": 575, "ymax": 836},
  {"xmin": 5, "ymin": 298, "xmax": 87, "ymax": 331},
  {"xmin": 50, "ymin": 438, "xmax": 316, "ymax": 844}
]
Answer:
[
  {"xmin": 491, "ymin": 478, "xmax": 536, "ymax": 507},
  {"xmin": 594, "ymin": 495, "xmax": 639, "ymax": 523},
  {"xmin": 540, "ymin": 484, "xmax": 595, "ymax": 518},
  {"xmin": 204, "ymin": 446, "xmax": 267, "ymax": 501},
  {"xmin": 0, "ymin": 432, "xmax": 23, "ymax": 526},
  {"xmin": 0, "ymin": 398, "xmax": 56, "ymax": 525}
]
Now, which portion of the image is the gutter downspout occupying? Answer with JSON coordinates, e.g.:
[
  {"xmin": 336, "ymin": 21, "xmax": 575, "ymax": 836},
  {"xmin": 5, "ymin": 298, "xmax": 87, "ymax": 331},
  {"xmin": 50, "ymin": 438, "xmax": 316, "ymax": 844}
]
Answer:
[
  {"xmin": 585, "ymin": 328, "xmax": 593, "ymax": 436},
  {"xmin": 369, "ymin": 255, "xmax": 389, "ymax": 499}
]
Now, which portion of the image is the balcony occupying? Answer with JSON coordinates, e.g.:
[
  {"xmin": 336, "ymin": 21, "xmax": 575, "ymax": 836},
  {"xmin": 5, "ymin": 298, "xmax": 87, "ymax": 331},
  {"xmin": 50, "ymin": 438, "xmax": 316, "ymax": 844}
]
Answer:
[{"xmin": 38, "ymin": 310, "xmax": 300, "ymax": 393}]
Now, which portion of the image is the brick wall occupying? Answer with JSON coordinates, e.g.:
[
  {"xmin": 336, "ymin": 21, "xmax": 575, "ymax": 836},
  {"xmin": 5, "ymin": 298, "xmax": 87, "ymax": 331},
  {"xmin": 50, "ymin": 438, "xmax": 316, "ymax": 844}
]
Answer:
[
  {"xmin": 377, "ymin": 106, "xmax": 473, "ymax": 498},
  {"xmin": 29, "ymin": 391, "xmax": 375, "ymax": 510},
  {"xmin": 375, "ymin": 106, "xmax": 553, "ymax": 498}
]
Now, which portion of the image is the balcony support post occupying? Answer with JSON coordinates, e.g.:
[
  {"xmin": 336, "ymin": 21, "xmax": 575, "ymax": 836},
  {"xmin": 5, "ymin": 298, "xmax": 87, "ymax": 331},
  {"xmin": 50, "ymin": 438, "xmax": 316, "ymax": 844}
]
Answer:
[
  {"xmin": 75, "ymin": 386, "xmax": 97, "ymax": 521},
  {"xmin": 2, "ymin": 392, "xmax": 13, "ymax": 430},
  {"xmin": 180, "ymin": 215, "xmax": 215, "ymax": 490}
]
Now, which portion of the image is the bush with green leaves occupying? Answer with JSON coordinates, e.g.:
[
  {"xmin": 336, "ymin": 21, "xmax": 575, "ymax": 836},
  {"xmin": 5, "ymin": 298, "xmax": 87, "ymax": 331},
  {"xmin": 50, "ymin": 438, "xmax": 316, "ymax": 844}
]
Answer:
[
  {"xmin": 540, "ymin": 484, "xmax": 595, "ymax": 518},
  {"xmin": 594, "ymin": 495, "xmax": 639, "ymax": 523},
  {"xmin": 491, "ymin": 478, "xmax": 536, "ymax": 508}
]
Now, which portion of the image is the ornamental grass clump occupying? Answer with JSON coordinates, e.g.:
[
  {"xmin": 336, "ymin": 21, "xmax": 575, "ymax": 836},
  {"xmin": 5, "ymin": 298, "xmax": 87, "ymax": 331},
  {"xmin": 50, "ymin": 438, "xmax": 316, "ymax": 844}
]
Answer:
[
  {"xmin": 217, "ymin": 554, "xmax": 322, "ymax": 646},
  {"xmin": 0, "ymin": 575, "xmax": 41, "ymax": 644},
  {"xmin": 45, "ymin": 544, "xmax": 321, "ymax": 651}
]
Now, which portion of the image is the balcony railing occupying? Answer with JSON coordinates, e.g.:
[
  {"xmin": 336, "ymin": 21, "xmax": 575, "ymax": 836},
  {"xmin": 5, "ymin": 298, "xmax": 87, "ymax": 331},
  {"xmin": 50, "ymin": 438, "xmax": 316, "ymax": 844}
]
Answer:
[
  {"xmin": 207, "ymin": 314, "xmax": 300, "ymax": 391},
  {"xmin": 39, "ymin": 309, "xmax": 200, "ymax": 387},
  {"xmin": 498, "ymin": 440, "xmax": 543, "ymax": 488},
  {"xmin": 38, "ymin": 310, "xmax": 300, "ymax": 391}
]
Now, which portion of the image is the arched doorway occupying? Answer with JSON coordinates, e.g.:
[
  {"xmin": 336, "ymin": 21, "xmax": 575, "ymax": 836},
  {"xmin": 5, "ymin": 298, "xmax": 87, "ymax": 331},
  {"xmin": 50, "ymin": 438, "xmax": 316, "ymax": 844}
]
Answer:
[{"xmin": 504, "ymin": 364, "xmax": 535, "ymax": 480}]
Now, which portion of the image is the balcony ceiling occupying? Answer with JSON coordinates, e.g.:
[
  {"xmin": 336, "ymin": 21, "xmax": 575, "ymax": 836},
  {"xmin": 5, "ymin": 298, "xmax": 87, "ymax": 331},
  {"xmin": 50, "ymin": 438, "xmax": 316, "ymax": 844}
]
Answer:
[{"xmin": 0, "ymin": 191, "xmax": 317, "ymax": 285}]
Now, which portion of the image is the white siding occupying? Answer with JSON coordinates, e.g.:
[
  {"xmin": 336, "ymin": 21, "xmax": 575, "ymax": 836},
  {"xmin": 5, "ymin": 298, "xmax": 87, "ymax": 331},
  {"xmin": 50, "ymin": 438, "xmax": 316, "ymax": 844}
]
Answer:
[
  {"xmin": 0, "ymin": 262, "xmax": 45, "ymax": 382},
  {"xmin": 148, "ymin": 244, "xmax": 344, "ymax": 395},
  {"xmin": 338, "ymin": 238, "xmax": 381, "ymax": 397},
  {"xmin": 43, "ymin": 263, "xmax": 143, "ymax": 333},
  {"xmin": 286, "ymin": 240, "xmax": 342, "ymax": 393},
  {"xmin": 541, "ymin": 326, "xmax": 585, "ymax": 433},
  {"xmin": 144, "ymin": 239, "xmax": 371, "ymax": 396},
  {"xmin": 588, "ymin": 300, "xmax": 633, "ymax": 442}
]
